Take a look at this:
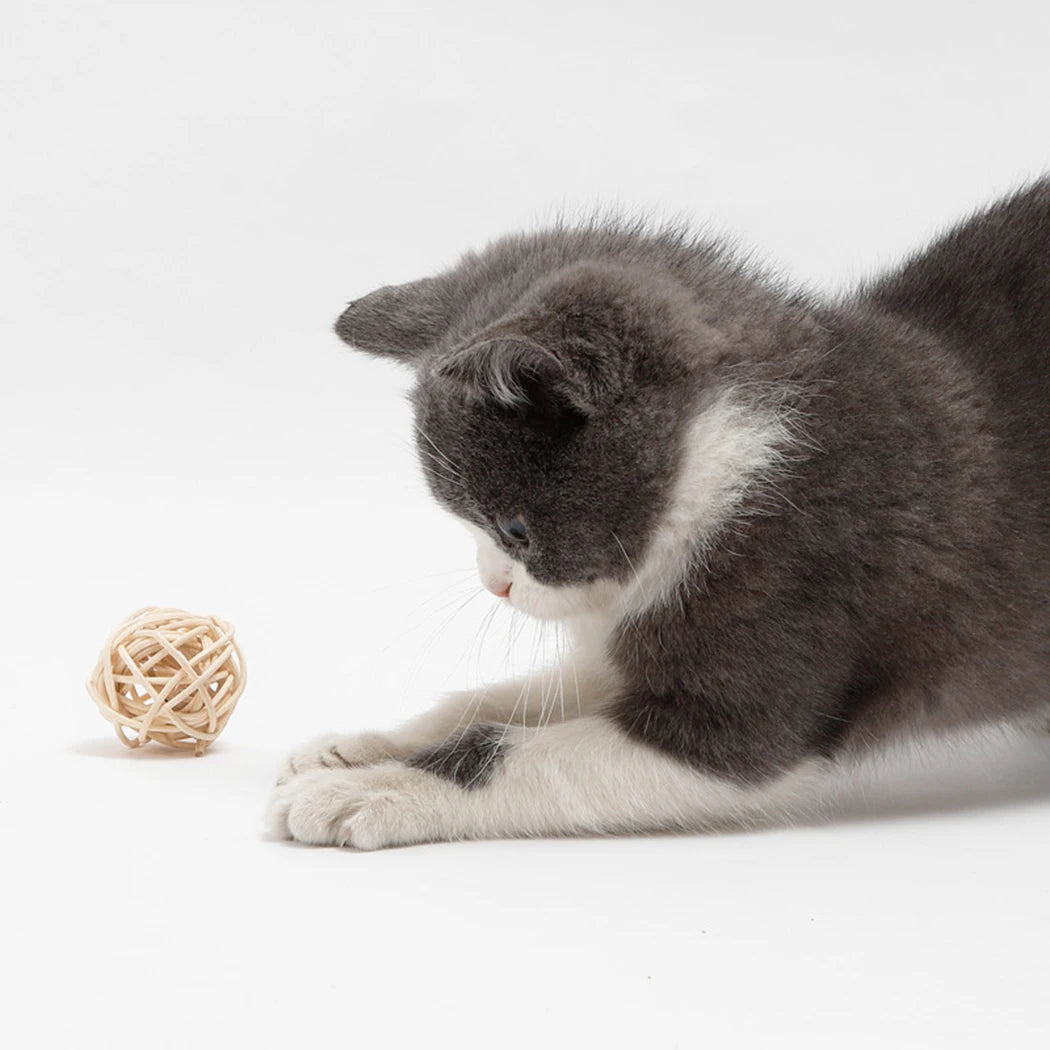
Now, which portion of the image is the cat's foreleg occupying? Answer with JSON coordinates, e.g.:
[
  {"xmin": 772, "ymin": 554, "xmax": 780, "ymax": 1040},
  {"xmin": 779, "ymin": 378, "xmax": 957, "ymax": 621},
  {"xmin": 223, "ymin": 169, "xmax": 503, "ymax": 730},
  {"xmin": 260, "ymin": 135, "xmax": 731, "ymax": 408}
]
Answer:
[
  {"xmin": 276, "ymin": 656, "xmax": 611, "ymax": 783},
  {"xmin": 269, "ymin": 714, "xmax": 824, "ymax": 848}
]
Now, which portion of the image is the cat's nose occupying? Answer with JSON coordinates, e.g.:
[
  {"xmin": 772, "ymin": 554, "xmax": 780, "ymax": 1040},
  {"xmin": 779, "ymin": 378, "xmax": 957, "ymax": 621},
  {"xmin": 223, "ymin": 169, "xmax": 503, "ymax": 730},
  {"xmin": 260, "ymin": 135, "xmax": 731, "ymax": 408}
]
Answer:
[{"xmin": 486, "ymin": 580, "xmax": 511, "ymax": 599}]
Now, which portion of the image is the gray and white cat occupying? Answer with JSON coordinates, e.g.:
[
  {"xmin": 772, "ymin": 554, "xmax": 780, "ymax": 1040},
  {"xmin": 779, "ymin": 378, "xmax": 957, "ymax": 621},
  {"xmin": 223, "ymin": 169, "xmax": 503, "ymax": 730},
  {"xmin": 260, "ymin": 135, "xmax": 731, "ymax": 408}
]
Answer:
[{"xmin": 269, "ymin": 181, "xmax": 1050, "ymax": 849}]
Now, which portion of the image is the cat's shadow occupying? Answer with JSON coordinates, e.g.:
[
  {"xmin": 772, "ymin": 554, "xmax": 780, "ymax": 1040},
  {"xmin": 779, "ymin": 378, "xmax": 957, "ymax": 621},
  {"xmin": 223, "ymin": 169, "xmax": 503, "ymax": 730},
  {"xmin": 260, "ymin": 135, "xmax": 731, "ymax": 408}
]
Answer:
[
  {"xmin": 67, "ymin": 730, "xmax": 1050, "ymax": 829},
  {"xmin": 812, "ymin": 730, "xmax": 1050, "ymax": 827}
]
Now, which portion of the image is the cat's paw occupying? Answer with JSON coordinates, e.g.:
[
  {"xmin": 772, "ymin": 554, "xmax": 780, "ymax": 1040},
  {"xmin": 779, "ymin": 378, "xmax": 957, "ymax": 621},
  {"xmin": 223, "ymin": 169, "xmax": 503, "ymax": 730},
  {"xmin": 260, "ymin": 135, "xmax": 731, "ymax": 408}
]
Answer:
[
  {"xmin": 267, "ymin": 765, "xmax": 457, "ymax": 850},
  {"xmin": 276, "ymin": 731, "xmax": 400, "ymax": 785}
]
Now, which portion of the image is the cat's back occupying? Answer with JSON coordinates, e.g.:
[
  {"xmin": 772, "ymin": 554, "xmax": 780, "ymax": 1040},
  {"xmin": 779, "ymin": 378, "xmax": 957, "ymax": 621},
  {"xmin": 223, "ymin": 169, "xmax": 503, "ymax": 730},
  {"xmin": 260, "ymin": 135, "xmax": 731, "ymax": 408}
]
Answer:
[
  {"xmin": 863, "ymin": 180, "xmax": 1050, "ymax": 508},
  {"xmin": 864, "ymin": 180, "xmax": 1050, "ymax": 362}
]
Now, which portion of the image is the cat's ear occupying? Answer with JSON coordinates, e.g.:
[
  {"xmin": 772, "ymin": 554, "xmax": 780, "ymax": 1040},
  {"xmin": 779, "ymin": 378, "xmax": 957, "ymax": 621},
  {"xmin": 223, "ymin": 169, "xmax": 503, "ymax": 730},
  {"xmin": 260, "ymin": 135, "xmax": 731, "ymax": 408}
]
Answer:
[
  {"xmin": 432, "ymin": 335, "xmax": 609, "ymax": 416},
  {"xmin": 333, "ymin": 278, "xmax": 451, "ymax": 362},
  {"xmin": 432, "ymin": 262, "xmax": 673, "ymax": 413}
]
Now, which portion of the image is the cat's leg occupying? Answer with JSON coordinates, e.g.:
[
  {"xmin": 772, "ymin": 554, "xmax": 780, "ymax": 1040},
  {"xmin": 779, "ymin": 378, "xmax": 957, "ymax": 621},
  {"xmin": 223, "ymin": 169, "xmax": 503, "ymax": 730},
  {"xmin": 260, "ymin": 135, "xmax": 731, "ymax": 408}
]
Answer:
[
  {"xmin": 276, "ymin": 656, "xmax": 611, "ymax": 782},
  {"xmin": 268, "ymin": 714, "xmax": 826, "ymax": 848}
]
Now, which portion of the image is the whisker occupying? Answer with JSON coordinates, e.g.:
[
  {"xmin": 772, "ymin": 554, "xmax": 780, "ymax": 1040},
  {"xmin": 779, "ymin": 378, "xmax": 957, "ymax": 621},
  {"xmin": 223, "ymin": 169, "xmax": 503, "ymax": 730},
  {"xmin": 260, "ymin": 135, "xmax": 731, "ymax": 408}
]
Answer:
[
  {"xmin": 417, "ymin": 454, "xmax": 466, "ymax": 490},
  {"xmin": 402, "ymin": 587, "xmax": 486, "ymax": 685},
  {"xmin": 568, "ymin": 648, "xmax": 583, "ymax": 718},
  {"xmin": 375, "ymin": 576, "xmax": 480, "ymax": 656},
  {"xmin": 414, "ymin": 424, "xmax": 465, "ymax": 478},
  {"xmin": 361, "ymin": 566, "xmax": 476, "ymax": 597}
]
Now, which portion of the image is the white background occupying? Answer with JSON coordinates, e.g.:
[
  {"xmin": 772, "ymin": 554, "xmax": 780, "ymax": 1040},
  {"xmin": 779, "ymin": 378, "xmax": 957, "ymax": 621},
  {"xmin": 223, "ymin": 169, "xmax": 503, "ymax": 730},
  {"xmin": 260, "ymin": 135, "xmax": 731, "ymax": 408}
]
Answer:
[{"xmin": 3, "ymin": 1, "xmax": 1050, "ymax": 1046}]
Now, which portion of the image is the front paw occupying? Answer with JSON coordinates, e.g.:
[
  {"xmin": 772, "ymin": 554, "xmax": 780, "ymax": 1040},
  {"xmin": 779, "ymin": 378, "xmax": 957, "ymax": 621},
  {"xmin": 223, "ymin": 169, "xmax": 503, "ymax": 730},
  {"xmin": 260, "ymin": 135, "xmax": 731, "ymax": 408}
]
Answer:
[
  {"xmin": 276, "ymin": 731, "xmax": 400, "ymax": 785},
  {"xmin": 267, "ymin": 765, "xmax": 456, "ymax": 850}
]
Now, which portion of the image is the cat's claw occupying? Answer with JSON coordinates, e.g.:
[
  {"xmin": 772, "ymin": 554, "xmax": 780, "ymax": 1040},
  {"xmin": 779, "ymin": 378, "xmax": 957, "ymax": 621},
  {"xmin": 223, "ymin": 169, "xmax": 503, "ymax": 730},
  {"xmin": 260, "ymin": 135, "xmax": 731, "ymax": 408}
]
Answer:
[{"xmin": 275, "ymin": 731, "xmax": 401, "ymax": 786}]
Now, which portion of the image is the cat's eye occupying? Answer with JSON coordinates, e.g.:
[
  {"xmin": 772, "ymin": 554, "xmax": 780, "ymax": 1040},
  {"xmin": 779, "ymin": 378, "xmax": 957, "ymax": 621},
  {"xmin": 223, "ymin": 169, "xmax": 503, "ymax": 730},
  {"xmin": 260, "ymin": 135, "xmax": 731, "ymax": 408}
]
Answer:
[{"xmin": 498, "ymin": 518, "xmax": 529, "ymax": 546}]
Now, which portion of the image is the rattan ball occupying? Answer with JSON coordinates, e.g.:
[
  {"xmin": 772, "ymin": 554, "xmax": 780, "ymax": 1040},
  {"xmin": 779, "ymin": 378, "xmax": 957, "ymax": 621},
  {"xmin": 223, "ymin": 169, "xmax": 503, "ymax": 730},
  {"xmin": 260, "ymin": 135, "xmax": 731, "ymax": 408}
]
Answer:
[{"xmin": 87, "ymin": 606, "xmax": 247, "ymax": 756}]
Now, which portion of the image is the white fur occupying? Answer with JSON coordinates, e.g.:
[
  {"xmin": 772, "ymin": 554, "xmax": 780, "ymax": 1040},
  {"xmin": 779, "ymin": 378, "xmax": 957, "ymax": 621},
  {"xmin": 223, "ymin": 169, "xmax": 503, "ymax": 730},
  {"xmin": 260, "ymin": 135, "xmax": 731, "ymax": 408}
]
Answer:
[
  {"xmin": 618, "ymin": 390, "xmax": 791, "ymax": 614},
  {"xmin": 270, "ymin": 717, "xmax": 826, "ymax": 849}
]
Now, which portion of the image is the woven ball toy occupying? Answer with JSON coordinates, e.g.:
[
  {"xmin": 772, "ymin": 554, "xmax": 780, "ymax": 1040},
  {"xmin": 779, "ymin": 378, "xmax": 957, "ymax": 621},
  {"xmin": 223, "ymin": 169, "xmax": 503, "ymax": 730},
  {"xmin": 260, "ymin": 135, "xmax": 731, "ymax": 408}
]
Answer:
[{"xmin": 86, "ymin": 606, "xmax": 247, "ymax": 756}]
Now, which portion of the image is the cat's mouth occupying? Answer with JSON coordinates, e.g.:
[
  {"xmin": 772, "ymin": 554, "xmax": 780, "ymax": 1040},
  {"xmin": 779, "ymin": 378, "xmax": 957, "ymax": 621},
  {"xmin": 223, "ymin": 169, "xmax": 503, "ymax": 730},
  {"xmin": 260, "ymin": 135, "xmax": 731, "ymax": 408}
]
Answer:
[{"xmin": 485, "ymin": 580, "xmax": 512, "ymax": 599}]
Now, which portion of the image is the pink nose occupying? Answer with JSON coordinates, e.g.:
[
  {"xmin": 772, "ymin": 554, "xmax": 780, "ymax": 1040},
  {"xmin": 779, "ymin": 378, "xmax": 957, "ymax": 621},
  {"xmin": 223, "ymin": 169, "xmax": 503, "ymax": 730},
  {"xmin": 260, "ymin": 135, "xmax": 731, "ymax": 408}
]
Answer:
[{"xmin": 487, "ymin": 581, "xmax": 511, "ymax": 599}]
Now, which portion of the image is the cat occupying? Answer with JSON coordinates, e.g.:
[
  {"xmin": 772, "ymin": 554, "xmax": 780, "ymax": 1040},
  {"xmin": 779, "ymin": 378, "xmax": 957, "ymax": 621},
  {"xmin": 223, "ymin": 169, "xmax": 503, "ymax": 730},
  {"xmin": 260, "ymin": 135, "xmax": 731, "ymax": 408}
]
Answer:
[{"xmin": 269, "ymin": 180, "xmax": 1050, "ymax": 850}]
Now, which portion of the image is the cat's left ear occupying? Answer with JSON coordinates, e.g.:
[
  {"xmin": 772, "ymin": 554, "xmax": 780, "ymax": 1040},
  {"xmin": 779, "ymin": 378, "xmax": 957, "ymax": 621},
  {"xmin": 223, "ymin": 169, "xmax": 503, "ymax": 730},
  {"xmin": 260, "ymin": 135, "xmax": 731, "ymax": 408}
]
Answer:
[
  {"xmin": 431, "ymin": 334, "xmax": 615, "ymax": 417},
  {"xmin": 333, "ymin": 277, "xmax": 451, "ymax": 362},
  {"xmin": 431, "ymin": 262, "xmax": 682, "ymax": 414}
]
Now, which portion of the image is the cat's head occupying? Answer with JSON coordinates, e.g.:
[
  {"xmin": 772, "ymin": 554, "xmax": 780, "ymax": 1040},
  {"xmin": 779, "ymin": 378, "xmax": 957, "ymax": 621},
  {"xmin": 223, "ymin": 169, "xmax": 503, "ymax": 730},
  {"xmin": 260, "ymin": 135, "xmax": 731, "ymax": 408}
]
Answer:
[{"xmin": 334, "ymin": 229, "xmax": 795, "ymax": 622}]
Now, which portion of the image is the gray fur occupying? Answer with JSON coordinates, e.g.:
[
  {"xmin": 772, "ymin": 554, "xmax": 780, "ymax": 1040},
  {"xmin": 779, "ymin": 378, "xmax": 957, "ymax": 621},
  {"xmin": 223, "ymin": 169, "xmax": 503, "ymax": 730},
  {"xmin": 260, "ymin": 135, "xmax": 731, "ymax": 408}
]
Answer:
[
  {"xmin": 335, "ymin": 181, "xmax": 1050, "ymax": 786},
  {"xmin": 405, "ymin": 723, "xmax": 508, "ymax": 789}
]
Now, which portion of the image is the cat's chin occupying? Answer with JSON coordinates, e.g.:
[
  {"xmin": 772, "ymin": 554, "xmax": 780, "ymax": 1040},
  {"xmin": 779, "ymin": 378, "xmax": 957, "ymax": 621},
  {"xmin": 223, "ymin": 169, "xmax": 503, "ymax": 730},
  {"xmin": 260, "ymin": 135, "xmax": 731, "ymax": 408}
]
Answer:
[{"xmin": 505, "ymin": 573, "xmax": 625, "ymax": 622}]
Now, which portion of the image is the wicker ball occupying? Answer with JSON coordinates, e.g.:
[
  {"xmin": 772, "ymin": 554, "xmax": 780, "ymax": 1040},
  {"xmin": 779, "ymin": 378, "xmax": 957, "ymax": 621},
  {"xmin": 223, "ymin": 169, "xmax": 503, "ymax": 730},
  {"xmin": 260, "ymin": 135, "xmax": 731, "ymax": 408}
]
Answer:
[{"xmin": 87, "ymin": 606, "xmax": 247, "ymax": 756}]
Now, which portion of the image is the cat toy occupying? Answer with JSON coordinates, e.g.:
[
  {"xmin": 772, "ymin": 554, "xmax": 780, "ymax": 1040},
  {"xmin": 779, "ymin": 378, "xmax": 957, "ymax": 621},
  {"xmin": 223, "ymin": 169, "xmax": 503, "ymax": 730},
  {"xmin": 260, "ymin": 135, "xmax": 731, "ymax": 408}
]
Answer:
[{"xmin": 86, "ymin": 606, "xmax": 247, "ymax": 756}]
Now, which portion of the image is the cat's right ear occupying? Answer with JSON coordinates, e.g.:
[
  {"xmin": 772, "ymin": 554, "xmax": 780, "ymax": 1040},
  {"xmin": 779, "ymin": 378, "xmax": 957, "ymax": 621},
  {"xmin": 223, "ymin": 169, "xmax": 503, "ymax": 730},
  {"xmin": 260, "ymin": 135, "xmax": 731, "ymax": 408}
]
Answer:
[{"xmin": 333, "ymin": 278, "xmax": 450, "ymax": 363}]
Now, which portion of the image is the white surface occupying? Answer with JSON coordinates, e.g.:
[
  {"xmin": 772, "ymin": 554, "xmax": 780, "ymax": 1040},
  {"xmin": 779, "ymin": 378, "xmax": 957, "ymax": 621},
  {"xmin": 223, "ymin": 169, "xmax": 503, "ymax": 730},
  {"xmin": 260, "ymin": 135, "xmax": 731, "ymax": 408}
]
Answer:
[{"xmin": 4, "ymin": 1, "xmax": 1050, "ymax": 1046}]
